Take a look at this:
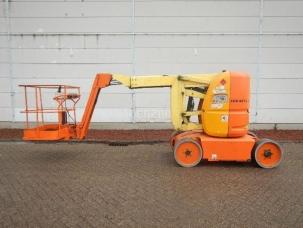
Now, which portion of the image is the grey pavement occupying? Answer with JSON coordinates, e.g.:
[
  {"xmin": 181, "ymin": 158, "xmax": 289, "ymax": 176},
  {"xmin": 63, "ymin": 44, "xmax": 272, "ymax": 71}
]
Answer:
[{"xmin": 0, "ymin": 142, "xmax": 302, "ymax": 227}]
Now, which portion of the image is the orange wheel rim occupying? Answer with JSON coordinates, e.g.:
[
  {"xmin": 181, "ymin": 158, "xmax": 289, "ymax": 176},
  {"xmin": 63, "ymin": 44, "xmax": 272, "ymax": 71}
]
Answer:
[
  {"xmin": 174, "ymin": 139, "xmax": 202, "ymax": 167},
  {"xmin": 256, "ymin": 142, "xmax": 282, "ymax": 168}
]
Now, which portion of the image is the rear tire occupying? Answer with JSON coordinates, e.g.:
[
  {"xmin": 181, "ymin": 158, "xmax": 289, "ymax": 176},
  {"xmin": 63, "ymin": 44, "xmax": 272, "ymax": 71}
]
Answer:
[
  {"xmin": 253, "ymin": 139, "xmax": 283, "ymax": 169},
  {"xmin": 174, "ymin": 138, "xmax": 202, "ymax": 168}
]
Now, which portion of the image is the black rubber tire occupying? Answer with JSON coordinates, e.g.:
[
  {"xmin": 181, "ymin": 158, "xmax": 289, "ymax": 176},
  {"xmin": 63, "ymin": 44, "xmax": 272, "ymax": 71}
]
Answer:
[
  {"xmin": 170, "ymin": 131, "xmax": 183, "ymax": 150},
  {"xmin": 173, "ymin": 138, "xmax": 203, "ymax": 168},
  {"xmin": 253, "ymin": 138, "xmax": 283, "ymax": 169},
  {"xmin": 248, "ymin": 131, "xmax": 258, "ymax": 138}
]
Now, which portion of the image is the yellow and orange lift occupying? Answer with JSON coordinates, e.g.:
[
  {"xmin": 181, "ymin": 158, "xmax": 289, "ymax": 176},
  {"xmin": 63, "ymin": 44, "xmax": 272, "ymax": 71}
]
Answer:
[{"xmin": 19, "ymin": 71, "xmax": 283, "ymax": 169}]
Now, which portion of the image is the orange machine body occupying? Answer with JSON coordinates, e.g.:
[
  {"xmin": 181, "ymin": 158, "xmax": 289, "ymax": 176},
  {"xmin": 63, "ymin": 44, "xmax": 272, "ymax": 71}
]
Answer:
[
  {"xmin": 202, "ymin": 71, "xmax": 250, "ymax": 138},
  {"xmin": 172, "ymin": 71, "xmax": 256, "ymax": 163}
]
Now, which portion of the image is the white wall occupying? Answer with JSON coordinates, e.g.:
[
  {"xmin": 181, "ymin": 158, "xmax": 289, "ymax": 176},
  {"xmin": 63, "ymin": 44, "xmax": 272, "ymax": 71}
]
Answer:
[{"xmin": 0, "ymin": 0, "xmax": 303, "ymax": 124}]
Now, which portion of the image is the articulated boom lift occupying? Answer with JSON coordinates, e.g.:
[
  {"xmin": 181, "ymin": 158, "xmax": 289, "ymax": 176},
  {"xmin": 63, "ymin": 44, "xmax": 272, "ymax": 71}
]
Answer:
[{"xmin": 20, "ymin": 71, "xmax": 283, "ymax": 168}]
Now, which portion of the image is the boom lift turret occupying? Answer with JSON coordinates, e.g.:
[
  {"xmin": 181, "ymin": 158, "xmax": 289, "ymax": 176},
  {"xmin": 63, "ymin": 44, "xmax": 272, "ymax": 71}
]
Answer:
[{"xmin": 20, "ymin": 71, "xmax": 283, "ymax": 168}]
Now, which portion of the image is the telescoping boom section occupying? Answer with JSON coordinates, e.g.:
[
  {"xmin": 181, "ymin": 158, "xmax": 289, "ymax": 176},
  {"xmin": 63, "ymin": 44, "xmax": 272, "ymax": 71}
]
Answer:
[{"xmin": 20, "ymin": 71, "xmax": 284, "ymax": 169}]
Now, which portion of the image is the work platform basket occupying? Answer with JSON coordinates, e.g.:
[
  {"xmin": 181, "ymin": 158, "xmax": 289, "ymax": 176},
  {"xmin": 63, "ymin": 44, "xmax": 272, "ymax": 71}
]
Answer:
[{"xmin": 19, "ymin": 84, "xmax": 81, "ymax": 140}]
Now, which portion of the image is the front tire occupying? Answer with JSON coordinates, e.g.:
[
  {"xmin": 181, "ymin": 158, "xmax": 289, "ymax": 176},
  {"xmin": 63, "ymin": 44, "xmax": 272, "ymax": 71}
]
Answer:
[
  {"xmin": 174, "ymin": 138, "xmax": 203, "ymax": 168},
  {"xmin": 253, "ymin": 139, "xmax": 283, "ymax": 169}
]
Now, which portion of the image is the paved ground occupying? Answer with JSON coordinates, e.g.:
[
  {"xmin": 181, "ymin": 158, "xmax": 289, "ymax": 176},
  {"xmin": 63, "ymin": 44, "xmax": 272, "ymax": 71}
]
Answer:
[{"xmin": 0, "ymin": 142, "xmax": 302, "ymax": 228}]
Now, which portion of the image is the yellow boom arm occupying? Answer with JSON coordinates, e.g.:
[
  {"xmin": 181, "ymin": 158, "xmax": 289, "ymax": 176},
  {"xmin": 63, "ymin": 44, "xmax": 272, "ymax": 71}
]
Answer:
[{"xmin": 112, "ymin": 73, "xmax": 218, "ymax": 131}]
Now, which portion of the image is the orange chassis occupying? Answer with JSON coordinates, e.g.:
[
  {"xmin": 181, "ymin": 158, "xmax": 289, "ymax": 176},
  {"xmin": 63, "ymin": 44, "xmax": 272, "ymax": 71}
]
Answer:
[{"xmin": 170, "ymin": 131, "xmax": 283, "ymax": 169}]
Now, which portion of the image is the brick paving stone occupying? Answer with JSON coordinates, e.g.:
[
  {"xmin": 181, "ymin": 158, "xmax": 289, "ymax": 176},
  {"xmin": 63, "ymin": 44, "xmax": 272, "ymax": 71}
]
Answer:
[{"xmin": 0, "ymin": 142, "xmax": 302, "ymax": 227}]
